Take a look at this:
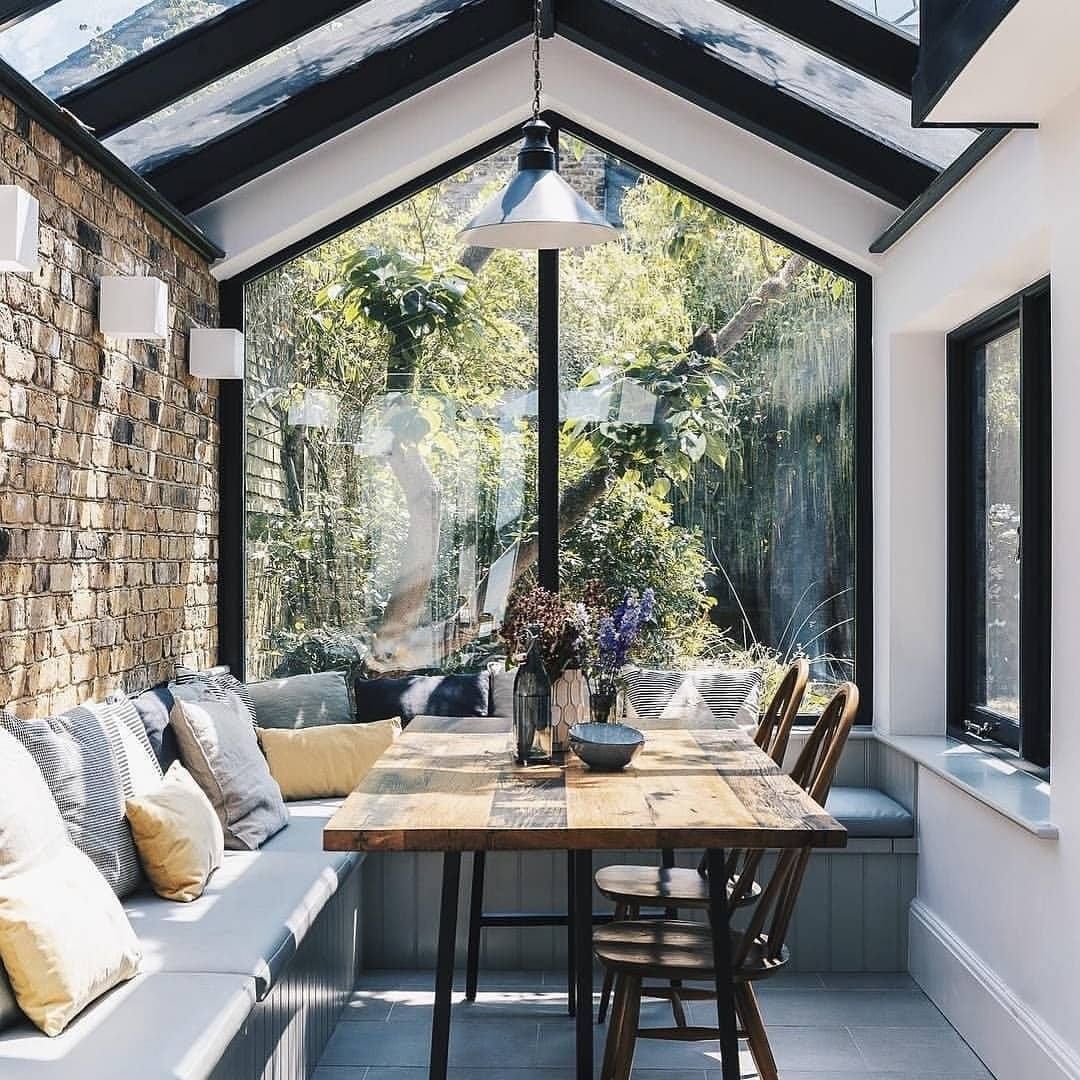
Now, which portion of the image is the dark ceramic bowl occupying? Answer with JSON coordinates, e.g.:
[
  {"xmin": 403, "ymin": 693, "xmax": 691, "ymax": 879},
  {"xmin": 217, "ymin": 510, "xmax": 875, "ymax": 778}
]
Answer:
[{"xmin": 568, "ymin": 722, "xmax": 645, "ymax": 771}]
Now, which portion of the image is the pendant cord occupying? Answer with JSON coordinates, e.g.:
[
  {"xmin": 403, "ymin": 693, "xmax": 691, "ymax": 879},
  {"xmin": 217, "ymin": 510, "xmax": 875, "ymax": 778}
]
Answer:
[{"xmin": 532, "ymin": 0, "xmax": 543, "ymax": 121}]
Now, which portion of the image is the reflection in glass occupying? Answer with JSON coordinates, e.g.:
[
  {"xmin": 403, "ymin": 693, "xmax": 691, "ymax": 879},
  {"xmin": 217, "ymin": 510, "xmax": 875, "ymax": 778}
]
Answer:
[
  {"xmin": 838, "ymin": 0, "xmax": 919, "ymax": 38},
  {"xmin": 243, "ymin": 148, "xmax": 536, "ymax": 678},
  {"xmin": 558, "ymin": 140, "xmax": 858, "ymax": 697},
  {"xmin": 611, "ymin": 0, "xmax": 971, "ymax": 168},
  {"xmin": 0, "ymin": 0, "xmax": 248, "ymax": 98},
  {"xmin": 106, "ymin": 0, "xmax": 479, "ymax": 175},
  {"xmin": 976, "ymin": 328, "xmax": 1021, "ymax": 719}
]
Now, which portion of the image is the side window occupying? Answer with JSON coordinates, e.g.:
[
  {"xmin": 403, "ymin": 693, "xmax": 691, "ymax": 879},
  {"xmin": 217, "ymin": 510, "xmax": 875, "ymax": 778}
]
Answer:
[{"xmin": 948, "ymin": 282, "xmax": 1050, "ymax": 768}]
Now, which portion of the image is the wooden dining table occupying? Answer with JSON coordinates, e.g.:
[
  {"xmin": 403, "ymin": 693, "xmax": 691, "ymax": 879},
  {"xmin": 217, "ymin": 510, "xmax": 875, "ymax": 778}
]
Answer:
[{"xmin": 324, "ymin": 709, "xmax": 846, "ymax": 1080}]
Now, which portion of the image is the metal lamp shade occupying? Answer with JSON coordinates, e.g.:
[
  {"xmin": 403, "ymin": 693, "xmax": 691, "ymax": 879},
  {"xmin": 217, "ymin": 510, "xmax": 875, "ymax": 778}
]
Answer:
[{"xmin": 458, "ymin": 120, "xmax": 617, "ymax": 250}]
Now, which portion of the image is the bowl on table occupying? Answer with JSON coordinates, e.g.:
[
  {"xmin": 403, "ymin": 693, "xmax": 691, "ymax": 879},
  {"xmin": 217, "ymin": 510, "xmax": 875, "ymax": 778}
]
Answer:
[{"xmin": 568, "ymin": 722, "xmax": 645, "ymax": 771}]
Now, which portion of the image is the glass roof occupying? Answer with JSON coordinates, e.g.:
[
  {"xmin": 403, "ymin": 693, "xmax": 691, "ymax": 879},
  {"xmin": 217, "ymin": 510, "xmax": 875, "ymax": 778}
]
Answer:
[
  {"xmin": 839, "ymin": 0, "xmax": 919, "ymax": 39},
  {"xmin": 613, "ymin": 0, "xmax": 970, "ymax": 169},
  {"xmin": 0, "ymin": 0, "xmax": 249, "ymax": 99},
  {"xmin": 104, "ymin": 0, "xmax": 478, "ymax": 175}
]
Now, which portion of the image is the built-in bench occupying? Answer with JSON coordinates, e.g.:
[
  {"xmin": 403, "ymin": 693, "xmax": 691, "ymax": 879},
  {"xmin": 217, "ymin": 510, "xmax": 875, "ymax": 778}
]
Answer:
[{"xmin": 0, "ymin": 799, "xmax": 363, "ymax": 1080}]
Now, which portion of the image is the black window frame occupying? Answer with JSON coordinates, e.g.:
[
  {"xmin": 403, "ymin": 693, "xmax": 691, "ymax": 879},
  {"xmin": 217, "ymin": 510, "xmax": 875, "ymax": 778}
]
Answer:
[
  {"xmin": 218, "ymin": 115, "xmax": 874, "ymax": 724},
  {"xmin": 947, "ymin": 278, "xmax": 1051, "ymax": 769}
]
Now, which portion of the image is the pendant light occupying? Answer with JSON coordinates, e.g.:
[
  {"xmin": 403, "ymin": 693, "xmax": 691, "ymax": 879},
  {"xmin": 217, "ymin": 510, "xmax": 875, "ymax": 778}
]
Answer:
[{"xmin": 457, "ymin": 0, "xmax": 617, "ymax": 250}]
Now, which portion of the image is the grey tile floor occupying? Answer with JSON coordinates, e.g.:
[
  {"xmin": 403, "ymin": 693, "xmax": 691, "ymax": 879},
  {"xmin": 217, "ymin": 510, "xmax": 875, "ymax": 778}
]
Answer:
[{"xmin": 314, "ymin": 970, "xmax": 995, "ymax": 1080}]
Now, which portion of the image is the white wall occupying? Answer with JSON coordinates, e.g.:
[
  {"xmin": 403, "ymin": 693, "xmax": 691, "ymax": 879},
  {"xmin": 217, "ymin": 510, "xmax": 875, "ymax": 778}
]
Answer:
[{"xmin": 874, "ymin": 89, "xmax": 1080, "ymax": 1078}]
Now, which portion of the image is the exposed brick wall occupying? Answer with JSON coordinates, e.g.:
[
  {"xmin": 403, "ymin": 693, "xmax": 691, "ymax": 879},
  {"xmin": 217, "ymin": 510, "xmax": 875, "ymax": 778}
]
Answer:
[{"xmin": 0, "ymin": 95, "xmax": 220, "ymax": 716}]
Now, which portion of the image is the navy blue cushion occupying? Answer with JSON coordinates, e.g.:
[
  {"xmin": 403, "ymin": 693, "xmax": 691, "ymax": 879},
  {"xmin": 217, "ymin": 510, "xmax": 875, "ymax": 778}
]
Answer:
[
  {"xmin": 354, "ymin": 673, "xmax": 489, "ymax": 726},
  {"xmin": 825, "ymin": 787, "xmax": 914, "ymax": 839},
  {"xmin": 130, "ymin": 686, "xmax": 180, "ymax": 771}
]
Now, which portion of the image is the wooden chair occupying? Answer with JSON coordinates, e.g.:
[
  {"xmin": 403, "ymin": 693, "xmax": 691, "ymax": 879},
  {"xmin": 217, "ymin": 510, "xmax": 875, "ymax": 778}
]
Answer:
[
  {"xmin": 592, "ymin": 682, "xmax": 859, "ymax": 1080},
  {"xmin": 594, "ymin": 659, "xmax": 810, "ymax": 1023}
]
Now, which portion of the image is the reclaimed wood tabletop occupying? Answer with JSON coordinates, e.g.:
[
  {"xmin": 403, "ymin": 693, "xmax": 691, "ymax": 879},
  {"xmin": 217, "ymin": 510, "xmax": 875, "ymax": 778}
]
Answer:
[{"xmin": 323, "ymin": 714, "xmax": 845, "ymax": 854}]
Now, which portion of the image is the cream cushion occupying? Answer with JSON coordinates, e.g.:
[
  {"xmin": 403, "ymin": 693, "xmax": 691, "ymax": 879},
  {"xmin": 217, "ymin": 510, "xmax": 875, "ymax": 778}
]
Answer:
[
  {"xmin": 126, "ymin": 764, "xmax": 225, "ymax": 902},
  {"xmin": 169, "ymin": 696, "xmax": 289, "ymax": 851},
  {"xmin": 258, "ymin": 718, "xmax": 401, "ymax": 801},
  {"xmin": 0, "ymin": 846, "xmax": 142, "ymax": 1036},
  {"xmin": 0, "ymin": 730, "xmax": 140, "ymax": 1037}
]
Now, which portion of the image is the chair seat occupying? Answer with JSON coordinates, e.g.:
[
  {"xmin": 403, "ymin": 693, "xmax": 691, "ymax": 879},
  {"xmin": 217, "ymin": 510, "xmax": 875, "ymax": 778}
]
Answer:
[
  {"xmin": 594, "ymin": 864, "xmax": 761, "ymax": 908},
  {"xmin": 593, "ymin": 919, "xmax": 788, "ymax": 982}
]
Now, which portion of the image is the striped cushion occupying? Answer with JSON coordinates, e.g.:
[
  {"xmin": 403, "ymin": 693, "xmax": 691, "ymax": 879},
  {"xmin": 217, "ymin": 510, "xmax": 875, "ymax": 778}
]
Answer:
[
  {"xmin": 623, "ymin": 667, "xmax": 763, "ymax": 725},
  {"xmin": 174, "ymin": 665, "xmax": 257, "ymax": 725},
  {"xmin": 99, "ymin": 694, "xmax": 164, "ymax": 796},
  {"xmin": 0, "ymin": 708, "xmax": 144, "ymax": 897}
]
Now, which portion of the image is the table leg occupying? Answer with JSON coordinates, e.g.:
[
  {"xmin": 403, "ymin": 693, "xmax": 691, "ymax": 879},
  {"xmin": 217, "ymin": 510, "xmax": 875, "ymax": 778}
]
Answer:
[
  {"xmin": 567, "ymin": 850, "xmax": 577, "ymax": 1017},
  {"xmin": 430, "ymin": 852, "xmax": 461, "ymax": 1080},
  {"xmin": 572, "ymin": 849, "xmax": 593, "ymax": 1079},
  {"xmin": 706, "ymin": 848, "xmax": 739, "ymax": 1080}
]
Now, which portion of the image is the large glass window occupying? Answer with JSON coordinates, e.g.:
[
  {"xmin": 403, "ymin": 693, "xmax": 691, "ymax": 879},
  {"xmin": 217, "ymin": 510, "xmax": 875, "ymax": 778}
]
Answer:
[
  {"xmin": 241, "ymin": 132, "xmax": 866, "ymax": 710},
  {"xmin": 949, "ymin": 283, "xmax": 1050, "ymax": 767}
]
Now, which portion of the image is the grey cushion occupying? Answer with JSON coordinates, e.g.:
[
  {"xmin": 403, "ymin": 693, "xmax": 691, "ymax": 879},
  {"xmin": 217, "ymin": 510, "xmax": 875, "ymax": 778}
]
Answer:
[
  {"xmin": 169, "ymin": 692, "xmax": 289, "ymax": 851},
  {"xmin": 123, "ymin": 799, "xmax": 356, "ymax": 999},
  {"xmin": 825, "ymin": 787, "xmax": 914, "ymax": 838},
  {"xmin": 0, "ymin": 709, "xmax": 143, "ymax": 897},
  {"xmin": 130, "ymin": 686, "xmax": 181, "ymax": 771},
  {"xmin": 489, "ymin": 664, "xmax": 517, "ymax": 719},
  {"xmin": 247, "ymin": 671, "xmax": 352, "ymax": 730},
  {"xmin": 174, "ymin": 665, "xmax": 257, "ymax": 725},
  {"xmin": 0, "ymin": 972, "xmax": 255, "ymax": 1080}
]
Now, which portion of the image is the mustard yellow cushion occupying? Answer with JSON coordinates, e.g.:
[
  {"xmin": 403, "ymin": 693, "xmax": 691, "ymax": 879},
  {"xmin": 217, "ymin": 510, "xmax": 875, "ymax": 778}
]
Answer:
[
  {"xmin": 0, "ymin": 844, "xmax": 141, "ymax": 1036},
  {"xmin": 258, "ymin": 718, "xmax": 401, "ymax": 801},
  {"xmin": 126, "ymin": 763, "xmax": 225, "ymax": 902}
]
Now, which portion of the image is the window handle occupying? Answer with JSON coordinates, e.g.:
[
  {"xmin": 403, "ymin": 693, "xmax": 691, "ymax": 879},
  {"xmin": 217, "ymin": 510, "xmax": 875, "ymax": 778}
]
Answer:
[{"xmin": 1016, "ymin": 524, "xmax": 1022, "ymax": 563}]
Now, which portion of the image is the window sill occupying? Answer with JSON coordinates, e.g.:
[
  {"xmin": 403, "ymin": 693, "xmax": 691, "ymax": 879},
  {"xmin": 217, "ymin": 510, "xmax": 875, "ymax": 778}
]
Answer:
[{"xmin": 875, "ymin": 732, "xmax": 1057, "ymax": 839}]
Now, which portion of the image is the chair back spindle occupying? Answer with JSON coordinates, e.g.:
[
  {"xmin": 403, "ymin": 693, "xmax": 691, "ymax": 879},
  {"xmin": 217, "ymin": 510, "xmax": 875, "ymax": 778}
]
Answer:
[
  {"xmin": 753, "ymin": 658, "xmax": 810, "ymax": 765},
  {"xmin": 736, "ymin": 682, "xmax": 859, "ymax": 967}
]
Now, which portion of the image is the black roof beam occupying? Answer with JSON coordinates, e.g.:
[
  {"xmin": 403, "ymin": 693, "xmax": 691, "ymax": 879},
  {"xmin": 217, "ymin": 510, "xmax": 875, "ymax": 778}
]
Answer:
[
  {"xmin": 557, "ymin": 0, "xmax": 936, "ymax": 208},
  {"xmin": 0, "ymin": 57, "xmax": 222, "ymax": 259},
  {"xmin": 720, "ymin": 0, "xmax": 918, "ymax": 97},
  {"xmin": 0, "ymin": 1, "xmax": 55, "ymax": 32},
  {"xmin": 58, "ymin": 0, "xmax": 373, "ymax": 140},
  {"xmin": 146, "ymin": 0, "xmax": 533, "ymax": 213}
]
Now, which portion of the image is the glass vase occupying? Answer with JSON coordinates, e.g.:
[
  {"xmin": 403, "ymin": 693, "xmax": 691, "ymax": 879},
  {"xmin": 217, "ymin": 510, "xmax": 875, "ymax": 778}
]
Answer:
[{"xmin": 589, "ymin": 687, "xmax": 617, "ymax": 724}]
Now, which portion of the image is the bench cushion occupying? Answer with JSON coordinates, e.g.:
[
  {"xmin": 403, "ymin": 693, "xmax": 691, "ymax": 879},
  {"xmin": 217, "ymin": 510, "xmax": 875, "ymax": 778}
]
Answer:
[
  {"xmin": 354, "ymin": 673, "xmax": 488, "ymax": 725},
  {"xmin": 122, "ymin": 799, "xmax": 357, "ymax": 999},
  {"xmin": 825, "ymin": 786, "xmax": 914, "ymax": 838},
  {"xmin": 0, "ymin": 972, "xmax": 254, "ymax": 1080},
  {"xmin": 247, "ymin": 671, "xmax": 353, "ymax": 730}
]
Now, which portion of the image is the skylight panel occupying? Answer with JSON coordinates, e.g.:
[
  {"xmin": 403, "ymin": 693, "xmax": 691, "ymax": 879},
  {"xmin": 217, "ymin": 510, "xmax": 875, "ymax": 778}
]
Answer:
[
  {"xmin": 613, "ymin": 0, "xmax": 972, "ymax": 171},
  {"xmin": 103, "ymin": 0, "xmax": 480, "ymax": 176},
  {"xmin": 0, "ymin": 0, "xmax": 249, "ymax": 99}
]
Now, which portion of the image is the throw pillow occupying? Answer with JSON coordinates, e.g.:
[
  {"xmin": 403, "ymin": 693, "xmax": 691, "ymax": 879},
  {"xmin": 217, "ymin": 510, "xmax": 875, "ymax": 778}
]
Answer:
[
  {"xmin": 623, "ymin": 667, "xmax": 763, "ymax": 725},
  {"xmin": 258, "ymin": 717, "xmax": 401, "ymax": 800},
  {"xmin": 170, "ymin": 696, "xmax": 289, "ymax": 851},
  {"xmin": 354, "ymin": 673, "xmax": 488, "ymax": 726},
  {"xmin": 174, "ymin": 664, "xmax": 257, "ymax": 725},
  {"xmin": 126, "ymin": 763, "xmax": 224, "ymax": 902},
  {"xmin": 97, "ymin": 695, "xmax": 164, "ymax": 796},
  {"xmin": 130, "ymin": 685, "xmax": 181, "ymax": 770},
  {"xmin": 0, "ymin": 729, "xmax": 141, "ymax": 1037},
  {"xmin": 0, "ymin": 708, "xmax": 143, "ymax": 897},
  {"xmin": 0, "ymin": 845, "xmax": 142, "ymax": 1036},
  {"xmin": 246, "ymin": 670, "xmax": 353, "ymax": 729}
]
